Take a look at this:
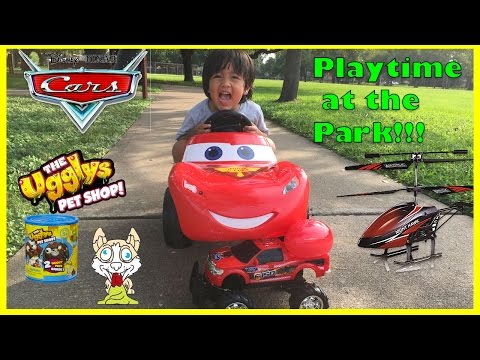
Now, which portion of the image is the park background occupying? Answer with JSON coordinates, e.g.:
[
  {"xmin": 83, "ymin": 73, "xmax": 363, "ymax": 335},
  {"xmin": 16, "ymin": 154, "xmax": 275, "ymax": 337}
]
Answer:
[{"xmin": 1, "ymin": 46, "xmax": 477, "ymax": 313}]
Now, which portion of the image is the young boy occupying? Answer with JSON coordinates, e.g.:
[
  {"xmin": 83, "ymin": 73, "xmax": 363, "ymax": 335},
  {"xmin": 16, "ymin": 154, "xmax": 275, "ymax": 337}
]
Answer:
[{"xmin": 172, "ymin": 50, "xmax": 275, "ymax": 163}]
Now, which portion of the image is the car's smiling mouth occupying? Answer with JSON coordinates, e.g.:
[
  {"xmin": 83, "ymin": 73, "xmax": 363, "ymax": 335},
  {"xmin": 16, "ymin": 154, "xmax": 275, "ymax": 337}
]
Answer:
[{"xmin": 209, "ymin": 211, "xmax": 273, "ymax": 229}]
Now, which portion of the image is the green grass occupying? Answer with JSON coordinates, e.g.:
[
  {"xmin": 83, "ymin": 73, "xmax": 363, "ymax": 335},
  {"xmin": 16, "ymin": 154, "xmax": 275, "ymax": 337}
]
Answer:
[
  {"xmin": 7, "ymin": 73, "xmax": 29, "ymax": 89},
  {"xmin": 7, "ymin": 96, "xmax": 151, "ymax": 258},
  {"xmin": 147, "ymin": 73, "xmax": 203, "ymax": 88}
]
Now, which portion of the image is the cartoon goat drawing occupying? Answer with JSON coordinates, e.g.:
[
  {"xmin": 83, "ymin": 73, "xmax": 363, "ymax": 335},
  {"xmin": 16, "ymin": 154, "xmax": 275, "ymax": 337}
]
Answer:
[{"xmin": 91, "ymin": 228, "xmax": 141, "ymax": 304}]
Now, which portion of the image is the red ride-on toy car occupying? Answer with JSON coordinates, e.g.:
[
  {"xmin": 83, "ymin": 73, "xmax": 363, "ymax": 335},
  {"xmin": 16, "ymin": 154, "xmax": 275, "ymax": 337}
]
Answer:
[
  {"xmin": 163, "ymin": 111, "xmax": 309, "ymax": 249},
  {"xmin": 162, "ymin": 111, "xmax": 334, "ymax": 308}
]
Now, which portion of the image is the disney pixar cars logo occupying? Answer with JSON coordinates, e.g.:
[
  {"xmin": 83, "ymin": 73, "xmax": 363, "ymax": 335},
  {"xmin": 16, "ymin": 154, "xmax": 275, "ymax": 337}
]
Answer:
[{"xmin": 19, "ymin": 50, "xmax": 147, "ymax": 134}]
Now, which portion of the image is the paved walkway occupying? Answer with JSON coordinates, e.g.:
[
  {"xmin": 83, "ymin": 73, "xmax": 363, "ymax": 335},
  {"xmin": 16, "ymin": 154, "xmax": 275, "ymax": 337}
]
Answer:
[{"xmin": 7, "ymin": 85, "xmax": 474, "ymax": 311}]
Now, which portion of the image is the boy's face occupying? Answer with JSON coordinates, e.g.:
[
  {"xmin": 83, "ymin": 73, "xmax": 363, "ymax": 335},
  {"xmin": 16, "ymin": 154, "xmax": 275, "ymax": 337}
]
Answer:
[{"xmin": 208, "ymin": 63, "xmax": 250, "ymax": 112}]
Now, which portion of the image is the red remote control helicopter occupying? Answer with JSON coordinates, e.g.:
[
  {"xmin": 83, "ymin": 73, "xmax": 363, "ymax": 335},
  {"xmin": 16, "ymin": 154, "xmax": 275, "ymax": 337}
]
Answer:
[{"xmin": 337, "ymin": 150, "xmax": 472, "ymax": 271}]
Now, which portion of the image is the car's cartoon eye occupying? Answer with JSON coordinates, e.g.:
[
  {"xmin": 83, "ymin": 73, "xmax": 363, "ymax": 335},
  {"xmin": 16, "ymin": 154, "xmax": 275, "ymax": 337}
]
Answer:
[
  {"xmin": 237, "ymin": 146, "xmax": 254, "ymax": 160},
  {"xmin": 205, "ymin": 146, "xmax": 223, "ymax": 160},
  {"xmin": 184, "ymin": 143, "xmax": 277, "ymax": 163}
]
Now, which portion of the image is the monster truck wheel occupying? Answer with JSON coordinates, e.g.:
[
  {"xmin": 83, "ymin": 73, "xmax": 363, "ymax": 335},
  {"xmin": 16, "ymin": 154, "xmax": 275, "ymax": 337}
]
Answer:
[
  {"xmin": 289, "ymin": 283, "xmax": 329, "ymax": 309},
  {"xmin": 216, "ymin": 290, "xmax": 254, "ymax": 309},
  {"xmin": 293, "ymin": 270, "xmax": 306, "ymax": 284},
  {"xmin": 222, "ymin": 274, "xmax": 245, "ymax": 291},
  {"xmin": 162, "ymin": 188, "xmax": 192, "ymax": 249}
]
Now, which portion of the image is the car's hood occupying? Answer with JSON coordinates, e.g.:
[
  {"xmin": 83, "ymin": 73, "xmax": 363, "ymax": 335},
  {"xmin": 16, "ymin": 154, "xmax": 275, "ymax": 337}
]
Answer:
[{"xmin": 208, "ymin": 247, "xmax": 245, "ymax": 267}]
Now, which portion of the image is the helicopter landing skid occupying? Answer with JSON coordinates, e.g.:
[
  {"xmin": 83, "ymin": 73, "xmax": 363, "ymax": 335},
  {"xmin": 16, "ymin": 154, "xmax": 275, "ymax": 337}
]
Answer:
[
  {"xmin": 370, "ymin": 246, "xmax": 420, "ymax": 259},
  {"xmin": 394, "ymin": 239, "xmax": 442, "ymax": 272},
  {"xmin": 371, "ymin": 246, "xmax": 420, "ymax": 272},
  {"xmin": 394, "ymin": 252, "xmax": 442, "ymax": 272}
]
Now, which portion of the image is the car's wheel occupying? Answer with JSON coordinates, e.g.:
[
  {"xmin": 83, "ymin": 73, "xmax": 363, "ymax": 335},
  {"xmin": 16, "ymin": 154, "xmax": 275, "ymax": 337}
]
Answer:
[
  {"xmin": 162, "ymin": 188, "xmax": 192, "ymax": 248},
  {"xmin": 189, "ymin": 261, "xmax": 204, "ymax": 306},
  {"xmin": 216, "ymin": 290, "xmax": 254, "ymax": 309},
  {"xmin": 289, "ymin": 283, "xmax": 329, "ymax": 309}
]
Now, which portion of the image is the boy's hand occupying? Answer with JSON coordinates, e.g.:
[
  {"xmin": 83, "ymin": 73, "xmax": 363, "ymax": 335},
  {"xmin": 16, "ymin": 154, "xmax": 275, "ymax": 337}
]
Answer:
[
  {"xmin": 244, "ymin": 124, "xmax": 264, "ymax": 136},
  {"xmin": 192, "ymin": 123, "xmax": 211, "ymax": 135}
]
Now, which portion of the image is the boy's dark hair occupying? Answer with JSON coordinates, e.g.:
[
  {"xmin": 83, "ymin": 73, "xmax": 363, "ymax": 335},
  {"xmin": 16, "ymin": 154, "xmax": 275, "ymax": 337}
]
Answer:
[{"xmin": 202, "ymin": 50, "xmax": 255, "ymax": 103}]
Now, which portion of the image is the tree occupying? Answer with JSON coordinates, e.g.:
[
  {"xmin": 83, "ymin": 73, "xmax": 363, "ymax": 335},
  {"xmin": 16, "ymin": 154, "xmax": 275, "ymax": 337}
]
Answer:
[
  {"xmin": 249, "ymin": 49, "xmax": 281, "ymax": 60},
  {"xmin": 180, "ymin": 50, "xmax": 194, "ymax": 82},
  {"xmin": 113, "ymin": 50, "xmax": 142, "ymax": 70},
  {"xmin": 18, "ymin": 49, "xmax": 33, "ymax": 71},
  {"xmin": 454, "ymin": 50, "xmax": 473, "ymax": 90},
  {"xmin": 278, "ymin": 50, "xmax": 302, "ymax": 102},
  {"xmin": 248, "ymin": 50, "xmax": 284, "ymax": 79},
  {"xmin": 149, "ymin": 50, "xmax": 182, "ymax": 63},
  {"xmin": 112, "ymin": 49, "xmax": 147, "ymax": 99},
  {"xmin": 83, "ymin": 49, "xmax": 109, "ymax": 69}
]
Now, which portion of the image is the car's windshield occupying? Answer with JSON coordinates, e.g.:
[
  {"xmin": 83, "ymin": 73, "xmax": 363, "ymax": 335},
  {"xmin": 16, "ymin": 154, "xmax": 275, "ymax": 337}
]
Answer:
[{"xmin": 231, "ymin": 240, "xmax": 261, "ymax": 263}]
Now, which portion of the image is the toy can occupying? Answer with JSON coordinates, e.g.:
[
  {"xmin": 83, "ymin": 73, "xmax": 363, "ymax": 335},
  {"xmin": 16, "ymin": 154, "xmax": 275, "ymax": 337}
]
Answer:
[{"xmin": 24, "ymin": 214, "xmax": 78, "ymax": 282}]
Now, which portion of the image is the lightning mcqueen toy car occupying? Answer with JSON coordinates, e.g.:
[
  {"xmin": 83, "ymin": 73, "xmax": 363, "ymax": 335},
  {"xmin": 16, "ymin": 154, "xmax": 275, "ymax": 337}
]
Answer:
[{"xmin": 163, "ymin": 111, "xmax": 310, "ymax": 249}]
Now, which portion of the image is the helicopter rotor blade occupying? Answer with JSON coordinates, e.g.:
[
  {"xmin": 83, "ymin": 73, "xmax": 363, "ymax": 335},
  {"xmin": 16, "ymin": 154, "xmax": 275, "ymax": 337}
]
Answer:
[
  {"xmin": 345, "ymin": 157, "xmax": 472, "ymax": 171},
  {"xmin": 337, "ymin": 188, "xmax": 407, "ymax": 197},
  {"xmin": 365, "ymin": 150, "xmax": 468, "ymax": 158},
  {"xmin": 421, "ymin": 185, "xmax": 473, "ymax": 195},
  {"xmin": 337, "ymin": 185, "xmax": 473, "ymax": 198},
  {"xmin": 345, "ymin": 160, "xmax": 412, "ymax": 171}
]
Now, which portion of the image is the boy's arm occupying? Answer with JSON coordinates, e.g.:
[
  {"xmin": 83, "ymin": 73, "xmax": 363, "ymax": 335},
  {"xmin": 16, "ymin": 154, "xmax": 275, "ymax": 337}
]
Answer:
[
  {"xmin": 172, "ymin": 122, "xmax": 212, "ymax": 163},
  {"xmin": 244, "ymin": 124, "xmax": 268, "ymax": 137},
  {"xmin": 177, "ymin": 123, "xmax": 212, "ymax": 140}
]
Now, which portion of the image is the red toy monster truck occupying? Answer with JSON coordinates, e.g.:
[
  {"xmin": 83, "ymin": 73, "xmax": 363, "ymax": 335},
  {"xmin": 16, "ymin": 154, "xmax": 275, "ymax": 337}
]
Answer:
[{"xmin": 190, "ymin": 217, "xmax": 333, "ymax": 309}]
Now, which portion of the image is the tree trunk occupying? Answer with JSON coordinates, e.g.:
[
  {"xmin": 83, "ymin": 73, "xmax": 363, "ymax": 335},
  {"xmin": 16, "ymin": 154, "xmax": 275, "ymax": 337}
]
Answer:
[
  {"xmin": 7, "ymin": 52, "xmax": 14, "ymax": 74},
  {"xmin": 180, "ymin": 50, "xmax": 194, "ymax": 82},
  {"xmin": 113, "ymin": 50, "xmax": 142, "ymax": 70},
  {"xmin": 36, "ymin": 51, "xmax": 49, "ymax": 67},
  {"xmin": 112, "ymin": 49, "xmax": 147, "ymax": 98},
  {"xmin": 466, "ymin": 77, "xmax": 473, "ymax": 90},
  {"xmin": 278, "ymin": 50, "xmax": 302, "ymax": 102},
  {"xmin": 19, "ymin": 50, "xmax": 32, "ymax": 71},
  {"xmin": 83, "ymin": 49, "xmax": 109, "ymax": 69}
]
